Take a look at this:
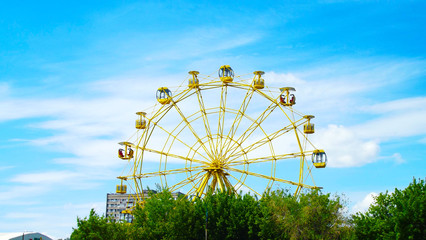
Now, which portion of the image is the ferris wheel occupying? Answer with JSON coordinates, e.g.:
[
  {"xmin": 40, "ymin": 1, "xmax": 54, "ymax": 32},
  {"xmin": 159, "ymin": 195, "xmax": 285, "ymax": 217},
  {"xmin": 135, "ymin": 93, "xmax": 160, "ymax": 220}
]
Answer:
[{"xmin": 116, "ymin": 65, "xmax": 327, "ymax": 204}]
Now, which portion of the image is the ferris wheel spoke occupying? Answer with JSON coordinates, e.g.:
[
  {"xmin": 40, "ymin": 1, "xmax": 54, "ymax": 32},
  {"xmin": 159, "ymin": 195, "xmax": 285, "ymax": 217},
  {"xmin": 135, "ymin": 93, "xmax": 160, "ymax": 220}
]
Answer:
[
  {"xmin": 195, "ymin": 89, "xmax": 215, "ymax": 155},
  {"xmin": 254, "ymin": 89, "xmax": 281, "ymax": 107},
  {"xmin": 198, "ymin": 81, "xmax": 223, "ymax": 89},
  {"xmin": 135, "ymin": 146, "xmax": 208, "ymax": 165},
  {"xmin": 226, "ymin": 82, "xmax": 253, "ymax": 91},
  {"xmin": 227, "ymin": 151, "xmax": 310, "ymax": 166},
  {"xmin": 226, "ymin": 119, "xmax": 306, "ymax": 162},
  {"xmin": 227, "ymin": 167, "xmax": 318, "ymax": 190},
  {"xmin": 148, "ymin": 103, "xmax": 174, "ymax": 124},
  {"xmin": 134, "ymin": 165, "xmax": 205, "ymax": 179},
  {"xmin": 296, "ymin": 127, "xmax": 318, "ymax": 149},
  {"xmin": 142, "ymin": 117, "xmax": 212, "ymax": 162},
  {"xmin": 168, "ymin": 170, "xmax": 204, "ymax": 192},
  {"xmin": 221, "ymin": 88, "xmax": 255, "ymax": 156},
  {"xmin": 227, "ymin": 173, "xmax": 261, "ymax": 196},
  {"xmin": 216, "ymin": 84, "xmax": 228, "ymax": 157},
  {"xmin": 223, "ymin": 103, "xmax": 279, "ymax": 160},
  {"xmin": 304, "ymin": 159, "xmax": 316, "ymax": 187},
  {"xmin": 171, "ymin": 101, "xmax": 215, "ymax": 160},
  {"xmin": 171, "ymin": 88, "xmax": 197, "ymax": 104}
]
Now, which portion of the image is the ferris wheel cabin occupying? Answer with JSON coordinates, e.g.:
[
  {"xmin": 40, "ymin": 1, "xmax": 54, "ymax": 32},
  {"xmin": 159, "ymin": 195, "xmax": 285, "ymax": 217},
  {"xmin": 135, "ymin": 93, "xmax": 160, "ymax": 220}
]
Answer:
[
  {"xmin": 303, "ymin": 115, "xmax": 315, "ymax": 134},
  {"xmin": 116, "ymin": 178, "xmax": 127, "ymax": 194},
  {"xmin": 219, "ymin": 65, "xmax": 234, "ymax": 83},
  {"xmin": 312, "ymin": 149, "xmax": 327, "ymax": 168},
  {"xmin": 116, "ymin": 184, "xmax": 127, "ymax": 194},
  {"xmin": 253, "ymin": 71, "xmax": 265, "ymax": 89},
  {"xmin": 279, "ymin": 87, "xmax": 296, "ymax": 106},
  {"xmin": 156, "ymin": 87, "xmax": 172, "ymax": 104},
  {"xmin": 188, "ymin": 71, "xmax": 200, "ymax": 88},
  {"xmin": 135, "ymin": 112, "xmax": 147, "ymax": 129},
  {"xmin": 118, "ymin": 141, "xmax": 134, "ymax": 160}
]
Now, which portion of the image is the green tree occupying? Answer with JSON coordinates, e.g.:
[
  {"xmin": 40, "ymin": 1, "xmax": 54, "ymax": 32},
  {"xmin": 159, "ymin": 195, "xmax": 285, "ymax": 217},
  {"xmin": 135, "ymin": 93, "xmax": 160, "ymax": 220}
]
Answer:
[
  {"xmin": 70, "ymin": 209, "xmax": 128, "ymax": 240},
  {"xmin": 257, "ymin": 189, "xmax": 351, "ymax": 240},
  {"xmin": 256, "ymin": 190, "xmax": 292, "ymax": 239},
  {"xmin": 352, "ymin": 178, "xmax": 426, "ymax": 240},
  {"xmin": 199, "ymin": 191, "xmax": 260, "ymax": 240},
  {"xmin": 132, "ymin": 189, "xmax": 204, "ymax": 240}
]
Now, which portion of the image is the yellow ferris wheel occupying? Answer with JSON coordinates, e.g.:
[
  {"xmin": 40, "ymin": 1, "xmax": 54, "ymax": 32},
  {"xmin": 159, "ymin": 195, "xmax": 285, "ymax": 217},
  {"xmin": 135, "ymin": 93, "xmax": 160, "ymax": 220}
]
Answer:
[{"xmin": 116, "ymin": 65, "xmax": 327, "ymax": 204}]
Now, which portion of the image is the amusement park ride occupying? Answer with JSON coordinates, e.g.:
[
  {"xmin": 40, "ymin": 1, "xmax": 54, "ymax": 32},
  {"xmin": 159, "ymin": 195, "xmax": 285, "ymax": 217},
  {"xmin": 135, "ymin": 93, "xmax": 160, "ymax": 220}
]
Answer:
[{"xmin": 116, "ymin": 65, "xmax": 327, "ymax": 214}]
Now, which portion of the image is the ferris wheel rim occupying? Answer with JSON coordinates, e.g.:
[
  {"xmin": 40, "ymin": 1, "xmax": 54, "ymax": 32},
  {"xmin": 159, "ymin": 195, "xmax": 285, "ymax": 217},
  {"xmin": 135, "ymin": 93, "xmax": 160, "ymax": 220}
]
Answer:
[{"xmin": 118, "ymin": 68, "xmax": 324, "ymax": 200}]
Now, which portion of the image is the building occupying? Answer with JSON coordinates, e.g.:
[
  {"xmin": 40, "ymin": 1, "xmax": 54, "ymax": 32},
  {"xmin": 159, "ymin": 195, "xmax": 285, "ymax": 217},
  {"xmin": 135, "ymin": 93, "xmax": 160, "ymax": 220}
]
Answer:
[
  {"xmin": 0, "ymin": 232, "xmax": 53, "ymax": 240},
  {"xmin": 106, "ymin": 190, "xmax": 184, "ymax": 222},
  {"xmin": 106, "ymin": 190, "xmax": 154, "ymax": 222}
]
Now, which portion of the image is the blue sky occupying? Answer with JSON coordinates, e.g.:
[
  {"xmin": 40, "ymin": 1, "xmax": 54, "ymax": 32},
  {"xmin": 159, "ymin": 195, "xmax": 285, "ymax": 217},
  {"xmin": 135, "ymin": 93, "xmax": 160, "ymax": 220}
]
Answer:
[{"xmin": 1, "ymin": 0, "xmax": 425, "ymax": 238}]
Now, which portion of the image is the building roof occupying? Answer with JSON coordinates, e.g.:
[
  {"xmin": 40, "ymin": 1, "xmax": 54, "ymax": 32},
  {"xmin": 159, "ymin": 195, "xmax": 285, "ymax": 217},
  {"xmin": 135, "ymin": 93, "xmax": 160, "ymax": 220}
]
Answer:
[{"xmin": 0, "ymin": 232, "xmax": 54, "ymax": 240}]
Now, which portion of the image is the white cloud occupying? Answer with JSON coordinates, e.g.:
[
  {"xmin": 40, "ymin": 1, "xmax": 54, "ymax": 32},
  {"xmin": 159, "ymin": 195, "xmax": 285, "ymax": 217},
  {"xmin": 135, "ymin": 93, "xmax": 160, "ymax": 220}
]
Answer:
[
  {"xmin": 258, "ymin": 59, "xmax": 426, "ymax": 169},
  {"xmin": 264, "ymin": 71, "xmax": 305, "ymax": 85},
  {"xmin": 354, "ymin": 97, "xmax": 426, "ymax": 140},
  {"xmin": 0, "ymin": 185, "xmax": 47, "ymax": 204},
  {"xmin": 351, "ymin": 192, "xmax": 378, "ymax": 213},
  {"xmin": 10, "ymin": 171, "xmax": 79, "ymax": 184},
  {"xmin": 313, "ymin": 125, "xmax": 380, "ymax": 168}
]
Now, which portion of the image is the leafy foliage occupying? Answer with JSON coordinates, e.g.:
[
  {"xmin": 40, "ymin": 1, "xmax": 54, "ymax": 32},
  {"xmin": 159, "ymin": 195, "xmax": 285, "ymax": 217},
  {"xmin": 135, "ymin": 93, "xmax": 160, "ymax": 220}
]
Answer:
[
  {"xmin": 352, "ymin": 178, "xmax": 426, "ymax": 240},
  {"xmin": 132, "ymin": 189, "xmax": 203, "ymax": 240},
  {"xmin": 71, "ymin": 188, "xmax": 351, "ymax": 239},
  {"xmin": 71, "ymin": 178, "xmax": 425, "ymax": 239},
  {"xmin": 70, "ymin": 209, "xmax": 129, "ymax": 240},
  {"xmin": 257, "ymin": 189, "xmax": 350, "ymax": 240}
]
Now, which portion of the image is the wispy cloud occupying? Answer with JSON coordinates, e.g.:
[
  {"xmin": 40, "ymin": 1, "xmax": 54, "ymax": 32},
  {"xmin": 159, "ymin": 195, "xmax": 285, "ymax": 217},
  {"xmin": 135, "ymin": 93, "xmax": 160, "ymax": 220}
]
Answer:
[
  {"xmin": 0, "ymin": 166, "xmax": 14, "ymax": 171},
  {"xmin": 10, "ymin": 171, "xmax": 79, "ymax": 184},
  {"xmin": 144, "ymin": 28, "xmax": 260, "ymax": 61},
  {"xmin": 0, "ymin": 185, "xmax": 47, "ymax": 204},
  {"xmin": 262, "ymin": 58, "xmax": 426, "ymax": 168},
  {"xmin": 353, "ymin": 97, "xmax": 426, "ymax": 140}
]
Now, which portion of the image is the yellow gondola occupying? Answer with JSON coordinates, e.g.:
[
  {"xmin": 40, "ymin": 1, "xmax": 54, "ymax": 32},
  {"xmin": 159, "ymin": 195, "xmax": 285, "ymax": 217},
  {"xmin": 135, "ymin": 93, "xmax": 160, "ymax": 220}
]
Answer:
[
  {"xmin": 253, "ymin": 71, "xmax": 265, "ymax": 89},
  {"xmin": 312, "ymin": 149, "xmax": 327, "ymax": 168},
  {"xmin": 156, "ymin": 87, "xmax": 172, "ymax": 104},
  {"xmin": 218, "ymin": 65, "xmax": 234, "ymax": 83},
  {"xmin": 135, "ymin": 112, "xmax": 147, "ymax": 129},
  {"xmin": 279, "ymin": 87, "xmax": 296, "ymax": 106},
  {"xmin": 303, "ymin": 115, "xmax": 315, "ymax": 134},
  {"xmin": 116, "ymin": 178, "xmax": 127, "ymax": 194},
  {"xmin": 188, "ymin": 71, "xmax": 199, "ymax": 88},
  {"xmin": 118, "ymin": 142, "xmax": 134, "ymax": 160}
]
